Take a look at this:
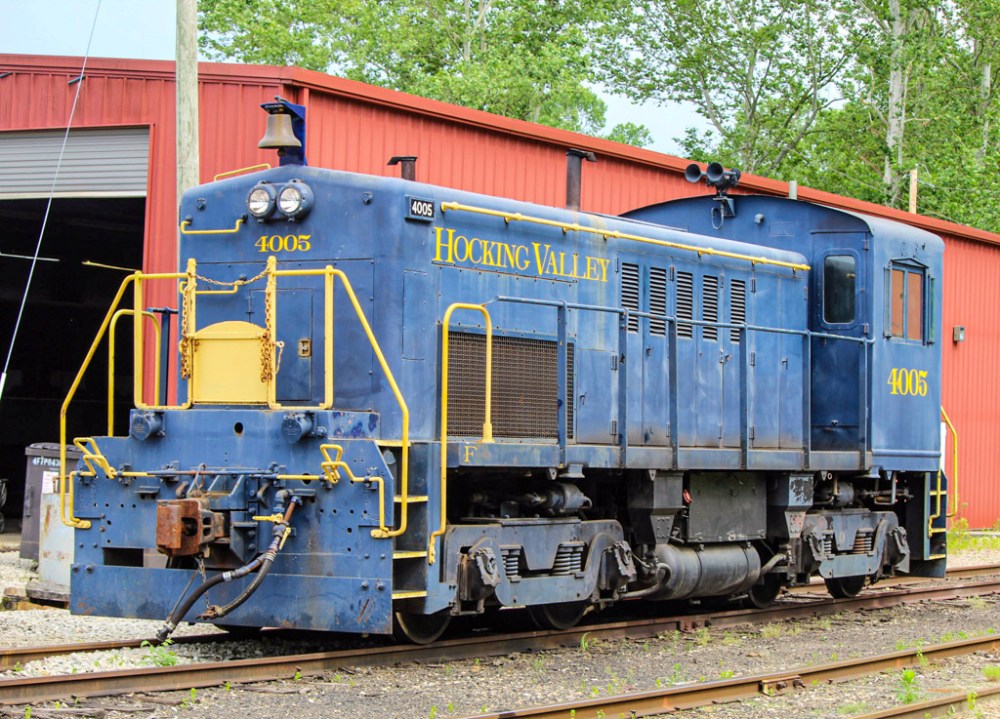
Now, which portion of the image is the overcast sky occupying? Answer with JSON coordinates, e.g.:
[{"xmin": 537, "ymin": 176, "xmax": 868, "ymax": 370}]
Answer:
[{"xmin": 0, "ymin": 0, "xmax": 698, "ymax": 155}]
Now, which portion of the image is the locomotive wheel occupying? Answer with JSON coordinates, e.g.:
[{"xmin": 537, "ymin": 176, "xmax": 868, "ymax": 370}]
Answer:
[
  {"xmin": 745, "ymin": 574, "xmax": 783, "ymax": 608},
  {"xmin": 824, "ymin": 575, "xmax": 867, "ymax": 599},
  {"xmin": 527, "ymin": 601, "xmax": 589, "ymax": 631},
  {"xmin": 393, "ymin": 610, "xmax": 452, "ymax": 644}
]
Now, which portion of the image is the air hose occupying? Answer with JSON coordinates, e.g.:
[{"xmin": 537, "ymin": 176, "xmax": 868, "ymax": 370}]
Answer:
[{"xmin": 155, "ymin": 494, "xmax": 301, "ymax": 643}]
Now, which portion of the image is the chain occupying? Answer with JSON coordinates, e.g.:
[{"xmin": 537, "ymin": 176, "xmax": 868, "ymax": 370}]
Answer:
[
  {"xmin": 178, "ymin": 277, "xmax": 195, "ymax": 379},
  {"xmin": 193, "ymin": 267, "xmax": 269, "ymax": 288},
  {"xmin": 178, "ymin": 266, "xmax": 271, "ymax": 381},
  {"xmin": 261, "ymin": 270, "xmax": 275, "ymax": 382}
]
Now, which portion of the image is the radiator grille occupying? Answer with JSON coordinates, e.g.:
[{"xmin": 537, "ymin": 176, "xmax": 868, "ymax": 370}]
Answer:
[
  {"xmin": 730, "ymin": 279, "xmax": 747, "ymax": 343},
  {"xmin": 649, "ymin": 266, "xmax": 667, "ymax": 336},
  {"xmin": 702, "ymin": 275, "xmax": 719, "ymax": 341},
  {"xmin": 621, "ymin": 262, "xmax": 640, "ymax": 333},
  {"xmin": 447, "ymin": 332, "xmax": 574, "ymax": 439},
  {"xmin": 676, "ymin": 271, "xmax": 694, "ymax": 338}
]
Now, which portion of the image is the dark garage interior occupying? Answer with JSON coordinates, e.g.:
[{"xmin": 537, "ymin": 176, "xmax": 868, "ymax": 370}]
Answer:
[{"xmin": 0, "ymin": 197, "xmax": 145, "ymax": 526}]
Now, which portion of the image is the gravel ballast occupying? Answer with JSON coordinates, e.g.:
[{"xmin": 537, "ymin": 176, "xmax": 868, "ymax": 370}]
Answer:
[{"xmin": 2, "ymin": 549, "xmax": 1000, "ymax": 718}]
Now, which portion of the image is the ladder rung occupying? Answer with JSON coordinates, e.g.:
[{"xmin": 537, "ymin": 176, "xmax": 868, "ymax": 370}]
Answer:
[
  {"xmin": 395, "ymin": 495, "xmax": 428, "ymax": 503},
  {"xmin": 928, "ymin": 553, "xmax": 947, "ymax": 559},
  {"xmin": 393, "ymin": 551, "xmax": 428, "ymax": 560},
  {"xmin": 377, "ymin": 439, "xmax": 407, "ymax": 447},
  {"xmin": 392, "ymin": 590, "xmax": 428, "ymax": 600}
]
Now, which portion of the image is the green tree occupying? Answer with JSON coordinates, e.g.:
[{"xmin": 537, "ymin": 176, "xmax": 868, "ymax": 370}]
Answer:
[
  {"xmin": 199, "ymin": 0, "xmax": 650, "ymax": 143},
  {"xmin": 597, "ymin": 0, "xmax": 858, "ymax": 175},
  {"xmin": 784, "ymin": 0, "xmax": 1000, "ymax": 229}
]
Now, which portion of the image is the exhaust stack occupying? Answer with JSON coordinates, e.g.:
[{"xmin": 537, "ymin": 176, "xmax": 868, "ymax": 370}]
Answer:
[
  {"xmin": 566, "ymin": 149, "xmax": 596, "ymax": 211},
  {"xmin": 388, "ymin": 155, "xmax": 418, "ymax": 181}
]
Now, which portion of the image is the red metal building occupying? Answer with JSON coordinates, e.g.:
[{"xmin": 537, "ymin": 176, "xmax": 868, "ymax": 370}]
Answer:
[{"xmin": 0, "ymin": 54, "xmax": 995, "ymax": 527}]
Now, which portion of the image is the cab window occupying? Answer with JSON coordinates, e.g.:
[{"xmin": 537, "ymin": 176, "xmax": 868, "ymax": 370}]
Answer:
[
  {"xmin": 890, "ymin": 263, "xmax": 924, "ymax": 341},
  {"xmin": 823, "ymin": 255, "xmax": 856, "ymax": 324}
]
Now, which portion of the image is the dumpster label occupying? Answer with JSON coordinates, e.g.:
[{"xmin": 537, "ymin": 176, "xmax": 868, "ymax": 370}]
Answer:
[{"xmin": 41, "ymin": 471, "xmax": 57, "ymax": 494}]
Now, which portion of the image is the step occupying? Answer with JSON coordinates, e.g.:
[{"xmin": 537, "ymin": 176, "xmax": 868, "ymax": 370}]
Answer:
[{"xmin": 393, "ymin": 550, "xmax": 429, "ymax": 560}]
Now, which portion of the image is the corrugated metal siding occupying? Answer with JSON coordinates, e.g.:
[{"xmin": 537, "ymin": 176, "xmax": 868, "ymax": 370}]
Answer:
[
  {"xmin": 942, "ymin": 235, "xmax": 1000, "ymax": 528},
  {"xmin": 3, "ymin": 54, "xmax": 1000, "ymax": 526},
  {"xmin": 0, "ymin": 127, "xmax": 149, "ymax": 198}
]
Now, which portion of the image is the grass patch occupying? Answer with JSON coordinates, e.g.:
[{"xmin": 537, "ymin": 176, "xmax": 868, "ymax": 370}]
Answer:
[
  {"xmin": 760, "ymin": 623, "xmax": 784, "ymax": 639},
  {"xmin": 948, "ymin": 518, "xmax": 1000, "ymax": 552},
  {"xmin": 836, "ymin": 701, "xmax": 870, "ymax": 715}
]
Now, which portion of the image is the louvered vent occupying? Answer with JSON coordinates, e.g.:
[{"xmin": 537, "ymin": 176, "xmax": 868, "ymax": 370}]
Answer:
[
  {"xmin": 447, "ymin": 332, "xmax": 574, "ymax": 439},
  {"xmin": 676, "ymin": 271, "xmax": 694, "ymax": 338},
  {"xmin": 649, "ymin": 267, "xmax": 667, "ymax": 336},
  {"xmin": 702, "ymin": 275, "xmax": 719, "ymax": 341},
  {"xmin": 730, "ymin": 279, "xmax": 747, "ymax": 343},
  {"xmin": 621, "ymin": 262, "xmax": 640, "ymax": 333}
]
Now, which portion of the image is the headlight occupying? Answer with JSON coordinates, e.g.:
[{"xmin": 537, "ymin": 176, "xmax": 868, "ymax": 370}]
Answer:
[
  {"xmin": 277, "ymin": 181, "xmax": 314, "ymax": 219},
  {"xmin": 247, "ymin": 183, "xmax": 277, "ymax": 219}
]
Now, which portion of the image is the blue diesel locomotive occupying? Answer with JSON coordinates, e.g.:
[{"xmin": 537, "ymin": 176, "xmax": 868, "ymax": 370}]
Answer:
[{"xmin": 60, "ymin": 102, "xmax": 947, "ymax": 643}]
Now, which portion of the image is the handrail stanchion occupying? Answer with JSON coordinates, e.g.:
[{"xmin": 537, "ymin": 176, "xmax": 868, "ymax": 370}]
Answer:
[
  {"xmin": 431, "ymin": 304, "xmax": 493, "ymax": 564},
  {"xmin": 109, "ymin": 310, "xmax": 161, "ymax": 435},
  {"xmin": 60, "ymin": 275, "xmax": 138, "ymax": 528}
]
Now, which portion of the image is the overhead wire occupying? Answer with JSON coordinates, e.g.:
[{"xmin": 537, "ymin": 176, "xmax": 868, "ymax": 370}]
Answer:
[{"xmin": 0, "ymin": 0, "xmax": 104, "ymax": 402}]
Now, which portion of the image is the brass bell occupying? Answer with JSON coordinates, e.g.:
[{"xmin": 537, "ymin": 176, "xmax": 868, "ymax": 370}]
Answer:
[{"xmin": 258, "ymin": 112, "xmax": 302, "ymax": 149}]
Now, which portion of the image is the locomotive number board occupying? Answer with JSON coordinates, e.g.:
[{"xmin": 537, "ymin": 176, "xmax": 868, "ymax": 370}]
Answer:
[{"xmin": 407, "ymin": 196, "xmax": 436, "ymax": 222}]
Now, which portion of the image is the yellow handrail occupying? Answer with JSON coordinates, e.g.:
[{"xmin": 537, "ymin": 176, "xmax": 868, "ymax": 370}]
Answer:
[
  {"xmin": 59, "ymin": 274, "xmax": 138, "ymax": 528},
  {"xmin": 262, "ymin": 263, "xmax": 337, "ymax": 411},
  {"xmin": 73, "ymin": 437, "xmax": 117, "ymax": 478},
  {"xmin": 58, "ymin": 437, "xmax": 117, "ymax": 529},
  {"xmin": 108, "ymin": 310, "xmax": 161, "ymax": 435},
  {"xmin": 440, "ymin": 201, "xmax": 811, "ymax": 272},
  {"xmin": 179, "ymin": 218, "xmax": 244, "ymax": 235},
  {"xmin": 60, "ymin": 257, "xmax": 409, "ymax": 537},
  {"xmin": 317, "ymin": 444, "xmax": 392, "ymax": 535},
  {"xmin": 430, "ymin": 303, "xmax": 494, "ymax": 564},
  {"xmin": 941, "ymin": 406, "xmax": 959, "ymax": 519},
  {"xmin": 214, "ymin": 163, "xmax": 271, "ymax": 181},
  {"xmin": 261, "ymin": 262, "xmax": 410, "ymax": 537},
  {"xmin": 136, "ymin": 264, "xmax": 193, "ymax": 411}
]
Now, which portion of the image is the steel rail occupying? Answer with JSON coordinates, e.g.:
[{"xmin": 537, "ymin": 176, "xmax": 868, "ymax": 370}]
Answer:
[
  {"xmin": 0, "ymin": 633, "xmax": 232, "ymax": 672},
  {"xmin": 455, "ymin": 635, "xmax": 1000, "ymax": 719},
  {"xmin": 853, "ymin": 685, "xmax": 1000, "ymax": 719},
  {"xmin": 3, "ymin": 576, "xmax": 1000, "ymax": 706}
]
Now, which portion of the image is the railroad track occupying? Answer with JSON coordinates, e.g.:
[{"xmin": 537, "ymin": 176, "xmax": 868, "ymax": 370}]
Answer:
[
  {"xmin": 454, "ymin": 634, "xmax": 1000, "ymax": 718},
  {"xmin": 3, "ymin": 562, "xmax": 997, "ymax": 674},
  {"xmin": 1, "ymin": 566, "xmax": 999, "ymax": 707}
]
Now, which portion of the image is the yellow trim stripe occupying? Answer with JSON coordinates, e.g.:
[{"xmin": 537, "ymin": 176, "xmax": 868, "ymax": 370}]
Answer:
[{"xmin": 440, "ymin": 201, "xmax": 811, "ymax": 272}]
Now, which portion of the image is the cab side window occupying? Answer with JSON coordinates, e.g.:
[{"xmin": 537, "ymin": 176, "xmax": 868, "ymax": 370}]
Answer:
[
  {"xmin": 889, "ymin": 263, "xmax": 925, "ymax": 341},
  {"xmin": 823, "ymin": 255, "xmax": 856, "ymax": 324}
]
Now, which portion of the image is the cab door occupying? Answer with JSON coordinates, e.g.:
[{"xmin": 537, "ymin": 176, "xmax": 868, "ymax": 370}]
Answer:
[{"xmin": 810, "ymin": 238, "xmax": 868, "ymax": 453}]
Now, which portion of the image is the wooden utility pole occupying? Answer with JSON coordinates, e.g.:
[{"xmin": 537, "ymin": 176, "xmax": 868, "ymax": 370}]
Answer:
[
  {"xmin": 176, "ymin": 0, "xmax": 199, "ymax": 202},
  {"xmin": 909, "ymin": 168, "xmax": 918, "ymax": 214}
]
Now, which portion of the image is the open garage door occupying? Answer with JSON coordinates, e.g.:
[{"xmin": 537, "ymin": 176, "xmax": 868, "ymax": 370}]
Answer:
[{"xmin": 0, "ymin": 127, "xmax": 149, "ymax": 529}]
